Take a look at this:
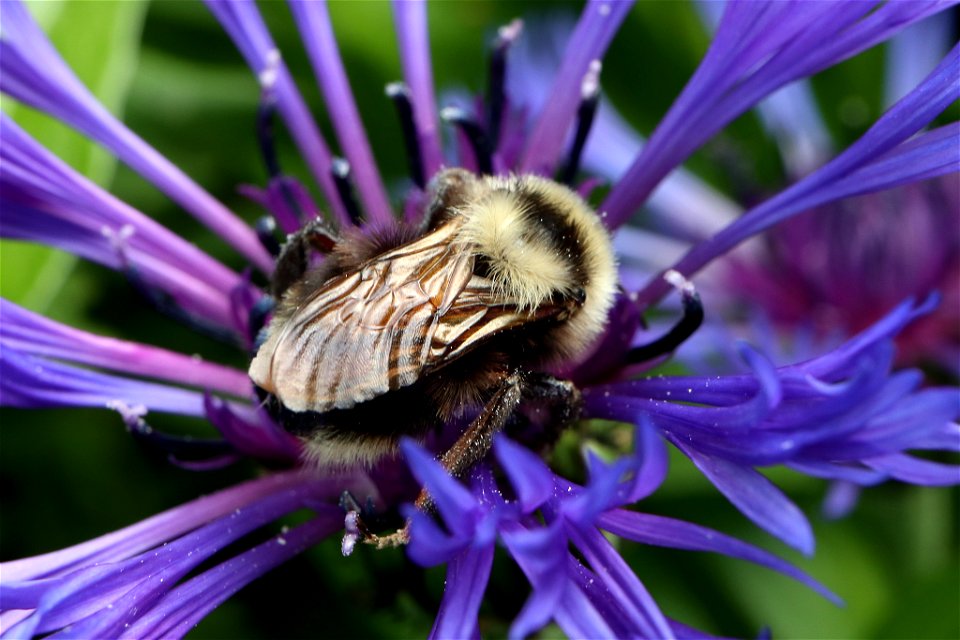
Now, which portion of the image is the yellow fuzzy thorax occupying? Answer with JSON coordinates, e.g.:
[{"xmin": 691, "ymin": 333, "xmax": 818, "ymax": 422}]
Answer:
[{"xmin": 460, "ymin": 191, "xmax": 577, "ymax": 310}]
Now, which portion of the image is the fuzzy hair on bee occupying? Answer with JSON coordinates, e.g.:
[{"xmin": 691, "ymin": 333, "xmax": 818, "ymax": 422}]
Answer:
[{"xmin": 249, "ymin": 168, "xmax": 617, "ymax": 469}]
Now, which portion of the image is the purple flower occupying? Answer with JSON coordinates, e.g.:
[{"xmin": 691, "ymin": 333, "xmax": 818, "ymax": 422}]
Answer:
[{"xmin": 2, "ymin": 1, "xmax": 958, "ymax": 638}]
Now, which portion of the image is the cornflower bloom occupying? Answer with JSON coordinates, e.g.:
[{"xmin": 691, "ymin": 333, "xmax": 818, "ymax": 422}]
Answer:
[{"xmin": 1, "ymin": 1, "xmax": 958, "ymax": 638}]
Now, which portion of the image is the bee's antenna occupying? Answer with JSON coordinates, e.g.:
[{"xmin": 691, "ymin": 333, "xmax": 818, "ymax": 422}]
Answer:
[
  {"xmin": 625, "ymin": 270, "xmax": 704, "ymax": 363},
  {"xmin": 331, "ymin": 158, "xmax": 365, "ymax": 226},
  {"xmin": 386, "ymin": 82, "xmax": 426, "ymax": 190},
  {"xmin": 486, "ymin": 19, "xmax": 523, "ymax": 152},
  {"xmin": 559, "ymin": 60, "xmax": 601, "ymax": 186},
  {"xmin": 441, "ymin": 106, "xmax": 494, "ymax": 175}
]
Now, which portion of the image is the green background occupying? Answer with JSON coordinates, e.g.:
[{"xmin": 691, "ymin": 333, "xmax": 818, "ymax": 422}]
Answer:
[{"xmin": 1, "ymin": 1, "xmax": 957, "ymax": 638}]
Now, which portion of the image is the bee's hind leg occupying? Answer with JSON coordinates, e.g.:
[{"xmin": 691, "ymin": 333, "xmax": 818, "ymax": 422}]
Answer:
[
  {"xmin": 516, "ymin": 373, "xmax": 583, "ymax": 455},
  {"xmin": 359, "ymin": 370, "xmax": 525, "ymax": 549}
]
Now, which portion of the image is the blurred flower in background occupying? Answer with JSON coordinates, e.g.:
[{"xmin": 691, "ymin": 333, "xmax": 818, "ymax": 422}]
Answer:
[{"xmin": 1, "ymin": 1, "xmax": 958, "ymax": 638}]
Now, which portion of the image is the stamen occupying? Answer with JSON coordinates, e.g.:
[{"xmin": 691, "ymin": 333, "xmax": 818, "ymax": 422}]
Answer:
[
  {"xmin": 559, "ymin": 60, "xmax": 602, "ymax": 186},
  {"xmin": 256, "ymin": 54, "xmax": 283, "ymax": 181},
  {"xmin": 386, "ymin": 82, "xmax": 426, "ymax": 189},
  {"xmin": 119, "ymin": 261, "xmax": 239, "ymax": 346},
  {"xmin": 255, "ymin": 216, "xmax": 281, "ymax": 257},
  {"xmin": 248, "ymin": 294, "xmax": 275, "ymax": 350},
  {"xmin": 625, "ymin": 270, "xmax": 704, "ymax": 364},
  {"xmin": 113, "ymin": 401, "xmax": 238, "ymax": 465},
  {"xmin": 256, "ymin": 51, "xmax": 309, "ymax": 226},
  {"xmin": 486, "ymin": 18, "xmax": 523, "ymax": 150},
  {"xmin": 332, "ymin": 158, "xmax": 364, "ymax": 225},
  {"xmin": 441, "ymin": 106, "xmax": 493, "ymax": 175}
]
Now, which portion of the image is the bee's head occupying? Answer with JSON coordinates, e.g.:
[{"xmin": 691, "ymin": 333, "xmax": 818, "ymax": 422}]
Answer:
[{"xmin": 460, "ymin": 175, "xmax": 618, "ymax": 362}]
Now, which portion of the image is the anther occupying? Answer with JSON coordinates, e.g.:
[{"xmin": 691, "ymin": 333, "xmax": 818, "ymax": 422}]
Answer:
[
  {"xmin": 386, "ymin": 82, "xmax": 426, "ymax": 189},
  {"xmin": 332, "ymin": 158, "xmax": 364, "ymax": 226},
  {"xmin": 624, "ymin": 270, "xmax": 704, "ymax": 364},
  {"xmin": 125, "ymin": 413, "xmax": 238, "ymax": 464},
  {"xmin": 486, "ymin": 18, "xmax": 523, "ymax": 150},
  {"xmin": 256, "ymin": 50, "xmax": 308, "ymax": 225},
  {"xmin": 255, "ymin": 216, "xmax": 282, "ymax": 257},
  {"xmin": 257, "ymin": 53, "xmax": 283, "ymax": 181},
  {"xmin": 441, "ymin": 106, "xmax": 494, "ymax": 175},
  {"xmin": 559, "ymin": 60, "xmax": 601, "ymax": 186}
]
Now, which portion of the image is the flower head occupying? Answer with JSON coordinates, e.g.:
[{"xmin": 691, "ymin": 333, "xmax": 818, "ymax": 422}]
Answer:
[{"xmin": 2, "ymin": 1, "xmax": 958, "ymax": 638}]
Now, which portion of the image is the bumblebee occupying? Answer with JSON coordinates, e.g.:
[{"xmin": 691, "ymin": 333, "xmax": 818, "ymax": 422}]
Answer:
[{"xmin": 250, "ymin": 168, "xmax": 617, "ymax": 540}]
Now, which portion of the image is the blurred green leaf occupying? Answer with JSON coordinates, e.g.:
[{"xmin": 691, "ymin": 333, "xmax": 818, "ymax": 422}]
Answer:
[{"xmin": 1, "ymin": 0, "xmax": 148, "ymax": 312}]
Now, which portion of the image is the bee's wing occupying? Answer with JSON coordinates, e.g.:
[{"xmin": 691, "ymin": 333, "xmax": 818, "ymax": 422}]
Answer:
[{"xmin": 250, "ymin": 221, "xmax": 566, "ymax": 414}]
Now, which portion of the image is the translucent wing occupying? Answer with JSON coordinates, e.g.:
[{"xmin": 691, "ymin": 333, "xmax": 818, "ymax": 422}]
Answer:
[{"xmin": 249, "ymin": 221, "xmax": 560, "ymax": 413}]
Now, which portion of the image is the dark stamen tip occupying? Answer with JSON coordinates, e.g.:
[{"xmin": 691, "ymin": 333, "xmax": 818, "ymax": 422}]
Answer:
[
  {"xmin": 386, "ymin": 81, "xmax": 426, "ymax": 189},
  {"xmin": 127, "ymin": 416, "xmax": 237, "ymax": 462},
  {"xmin": 486, "ymin": 18, "xmax": 523, "ymax": 151},
  {"xmin": 255, "ymin": 216, "xmax": 281, "ymax": 257},
  {"xmin": 624, "ymin": 271, "xmax": 704, "ymax": 364},
  {"xmin": 559, "ymin": 60, "xmax": 602, "ymax": 186},
  {"xmin": 441, "ymin": 106, "xmax": 494, "ymax": 175},
  {"xmin": 331, "ymin": 157, "xmax": 364, "ymax": 225}
]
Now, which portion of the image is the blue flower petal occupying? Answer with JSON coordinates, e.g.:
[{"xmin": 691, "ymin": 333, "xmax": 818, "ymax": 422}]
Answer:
[
  {"xmin": 676, "ymin": 444, "xmax": 815, "ymax": 555},
  {"xmin": 493, "ymin": 435, "xmax": 554, "ymax": 513},
  {"xmin": 429, "ymin": 545, "xmax": 495, "ymax": 640},
  {"xmin": 400, "ymin": 439, "xmax": 478, "ymax": 535},
  {"xmin": 598, "ymin": 509, "xmax": 841, "ymax": 606}
]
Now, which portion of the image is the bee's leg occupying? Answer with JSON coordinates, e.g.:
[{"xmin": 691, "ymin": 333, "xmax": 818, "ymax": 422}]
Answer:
[
  {"xmin": 269, "ymin": 217, "xmax": 340, "ymax": 298},
  {"xmin": 624, "ymin": 271, "xmax": 704, "ymax": 364},
  {"xmin": 518, "ymin": 373, "xmax": 582, "ymax": 455},
  {"xmin": 362, "ymin": 370, "xmax": 525, "ymax": 549}
]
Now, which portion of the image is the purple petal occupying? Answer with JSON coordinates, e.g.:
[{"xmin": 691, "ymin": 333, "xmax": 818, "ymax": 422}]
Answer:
[
  {"xmin": 288, "ymin": 0, "xmax": 393, "ymax": 225},
  {"xmin": 0, "ymin": 116, "xmax": 246, "ymax": 329},
  {"xmin": 0, "ymin": 0, "xmax": 272, "ymax": 270},
  {"xmin": 567, "ymin": 526, "xmax": 674, "ymax": 639},
  {"xmin": 554, "ymin": 569, "xmax": 618, "ymax": 640},
  {"xmin": 675, "ymin": 443, "xmax": 815, "ymax": 555},
  {"xmin": 400, "ymin": 439, "xmax": 477, "ymax": 535},
  {"xmin": 1, "ymin": 300, "xmax": 251, "ymax": 399},
  {"xmin": 821, "ymin": 481, "xmax": 863, "ymax": 520},
  {"xmin": 755, "ymin": 80, "xmax": 833, "ymax": 177},
  {"xmin": 603, "ymin": 1, "xmax": 955, "ymax": 230},
  {"xmin": 2, "ymin": 475, "xmax": 342, "ymax": 638},
  {"xmin": 625, "ymin": 421, "xmax": 670, "ymax": 502},
  {"xmin": 1, "ymin": 472, "xmax": 315, "ymax": 582},
  {"xmin": 238, "ymin": 177, "xmax": 316, "ymax": 233},
  {"xmin": 787, "ymin": 461, "xmax": 885, "ymax": 486},
  {"xmin": 493, "ymin": 435, "xmax": 554, "ymax": 512},
  {"xmin": 428, "ymin": 544, "xmax": 494, "ymax": 640},
  {"xmin": 519, "ymin": 0, "xmax": 634, "ymax": 175},
  {"xmin": 392, "ymin": 0, "xmax": 444, "ymax": 178},
  {"xmin": 884, "ymin": 11, "xmax": 955, "ymax": 107},
  {"xmin": 203, "ymin": 394, "xmax": 301, "ymax": 462},
  {"xmin": 121, "ymin": 512, "xmax": 341, "ymax": 640},
  {"xmin": 863, "ymin": 453, "xmax": 960, "ymax": 486},
  {"xmin": 203, "ymin": 0, "xmax": 352, "ymax": 228},
  {"xmin": 598, "ymin": 509, "xmax": 841, "ymax": 605},
  {"xmin": 405, "ymin": 509, "xmax": 470, "ymax": 567},
  {"xmin": 0, "ymin": 346, "xmax": 210, "ymax": 416},
  {"xmin": 635, "ymin": 45, "xmax": 959, "ymax": 306},
  {"xmin": 499, "ymin": 522, "xmax": 571, "ymax": 640}
]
